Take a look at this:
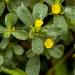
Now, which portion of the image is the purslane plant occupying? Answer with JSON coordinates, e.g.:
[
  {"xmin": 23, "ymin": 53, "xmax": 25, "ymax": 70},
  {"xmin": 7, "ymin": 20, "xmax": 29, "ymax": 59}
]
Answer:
[
  {"xmin": 16, "ymin": 2, "xmax": 64, "ymax": 58},
  {"xmin": 16, "ymin": 0, "xmax": 75, "ymax": 75},
  {"xmin": 16, "ymin": 2, "xmax": 65, "ymax": 75},
  {"xmin": 0, "ymin": 0, "xmax": 75, "ymax": 75}
]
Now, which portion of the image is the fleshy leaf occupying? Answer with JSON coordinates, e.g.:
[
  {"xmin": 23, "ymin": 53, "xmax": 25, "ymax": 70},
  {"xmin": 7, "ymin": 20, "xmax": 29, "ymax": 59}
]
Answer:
[
  {"xmin": 5, "ymin": 13, "xmax": 18, "ymax": 27},
  {"xmin": 0, "ymin": 2, "xmax": 5, "ymax": 16},
  {"xmin": 33, "ymin": 3, "xmax": 48, "ymax": 21},
  {"xmin": 17, "ymin": 3, "xmax": 33, "ymax": 28},
  {"xmin": 0, "ymin": 38, "xmax": 9, "ymax": 49},
  {"xmin": 32, "ymin": 37, "xmax": 44, "ymax": 54},
  {"xmin": 12, "ymin": 44, "xmax": 24, "ymax": 55},
  {"xmin": 47, "ymin": 45, "xmax": 64, "ymax": 58},
  {"xmin": 54, "ymin": 15, "xmax": 68, "ymax": 33},
  {"xmin": 26, "ymin": 56, "xmax": 40, "ymax": 75},
  {"xmin": 12, "ymin": 30, "xmax": 28, "ymax": 40}
]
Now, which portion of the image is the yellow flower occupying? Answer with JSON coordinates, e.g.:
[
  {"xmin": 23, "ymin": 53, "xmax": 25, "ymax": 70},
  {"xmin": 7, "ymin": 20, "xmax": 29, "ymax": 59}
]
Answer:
[
  {"xmin": 52, "ymin": 4, "xmax": 61, "ymax": 14},
  {"xmin": 35, "ymin": 19, "xmax": 43, "ymax": 28},
  {"xmin": 44, "ymin": 39, "xmax": 54, "ymax": 48}
]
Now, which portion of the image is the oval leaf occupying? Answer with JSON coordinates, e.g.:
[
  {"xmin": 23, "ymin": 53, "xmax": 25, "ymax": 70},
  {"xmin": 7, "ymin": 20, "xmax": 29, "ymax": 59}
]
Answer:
[
  {"xmin": 54, "ymin": 15, "xmax": 68, "ymax": 33},
  {"xmin": 17, "ymin": 3, "xmax": 33, "ymax": 28},
  {"xmin": 12, "ymin": 30, "xmax": 28, "ymax": 40},
  {"xmin": 32, "ymin": 37, "xmax": 44, "ymax": 54},
  {"xmin": 6, "ymin": 47, "xmax": 13, "ymax": 59},
  {"xmin": 26, "ymin": 56, "xmax": 40, "ymax": 75},
  {"xmin": 12, "ymin": 44, "xmax": 24, "ymax": 55},
  {"xmin": 0, "ymin": 25, "xmax": 6, "ymax": 33},
  {"xmin": 64, "ymin": 6, "xmax": 75, "ymax": 25},
  {"xmin": 0, "ymin": 2, "xmax": 5, "ymax": 16},
  {"xmin": 41, "ymin": 23, "xmax": 62, "ymax": 37},
  {"xmin": 47, "ymin": 45, "xmax": 64, "ymax": 58},
  {"xmin": 0, "ymin": 38, "xmax": 9, "ymax": 49},
  {"xmin": 5, "ymin": 13, "xmax": 18, "ymax": 27},
  {"xmin": 33, "ymin": 3, "xmax": 48, "ymax": 20}
]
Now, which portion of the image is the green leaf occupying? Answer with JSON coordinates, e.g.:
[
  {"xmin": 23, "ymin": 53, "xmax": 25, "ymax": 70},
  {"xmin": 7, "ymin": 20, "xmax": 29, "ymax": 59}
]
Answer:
[
  {"xmin": 12, "ymin": 30, "xmax": 28, "ymax": 40},
  {"xmin": 26, "ymin": 56, "xmax": 40, "ymax": 75},
  {"xmin": 17, "ymin": 3, "xmax": 33, "ymax": 28},
  {"xmin": 47, "ymin": 45, "xmax": 64, "ymax": 58},
  {"xmin": 7, "ymin": 0, "xmax": 31, "ymax": 12},
  {"xmin": 26, "ymin": 49, "xmax": 36, "ymax": 58},
  {"xmin": 33, "ymin": 3, "xmax": 48, "ymax": 20},
  {"xmin": 64, "ymin": 6, "xmax": 75, "ymax": 25},
  {"xmin": 0, "ymin": 2, "xmax": 5, "ymax": 16},
  {"xmin": 41, "ymin": 23, "xmax": 62, "ymax": 37},
  {"xmin": 6, "ymin": 47, "xmax": 13, "ymax": 59},
  {"xmin": 0, "ymin": 38, "xmax": 9, "ymax": 49},
  {"xmin": 0, "ymin": 25, "xmax": 6, "ymax": 33},
  {"xmin": 0, "ymin": 55, "xmax": 4, "ymax": 65},
  {"xmin": 5, "ymin": 13, "xmax": 18, "ymax": 27},
  {"xmin": 54, "ymin": 15, "xmax": 68, "ymax": 33},
  {"xmin": 29, "ymin": 28, "xmax": 35, "ymax": 39},
  {"xmin": 12, "ymin": 44, "xmax": 24, "ymax": 55},
  {"xmin": 32, "ymin": 37, "xmax": 44, "ymax": 54}
]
